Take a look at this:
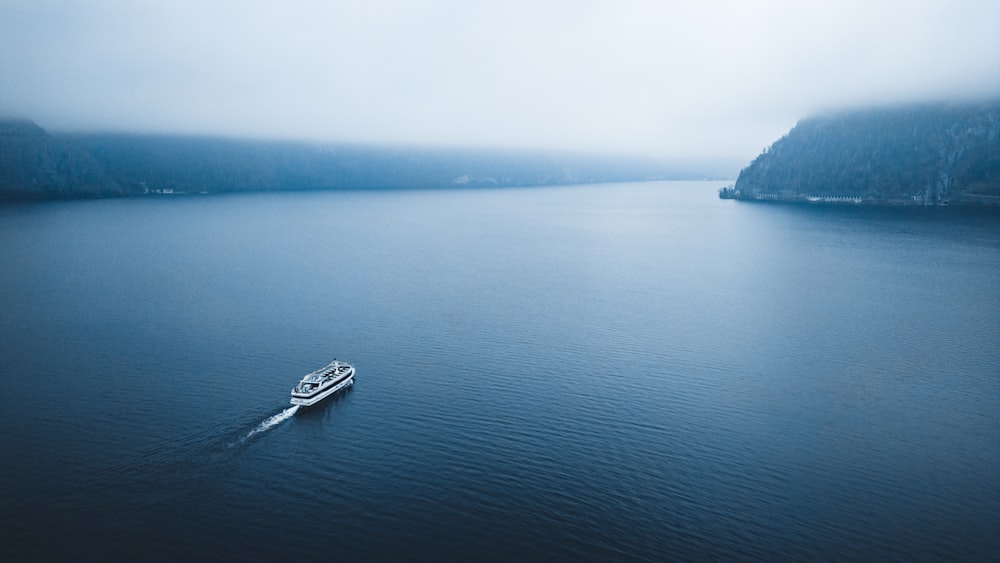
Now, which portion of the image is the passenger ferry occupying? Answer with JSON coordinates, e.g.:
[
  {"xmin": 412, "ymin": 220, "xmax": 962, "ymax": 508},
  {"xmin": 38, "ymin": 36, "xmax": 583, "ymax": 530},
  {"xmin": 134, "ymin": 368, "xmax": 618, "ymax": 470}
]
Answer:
[{"xmin": 290, "ymin": 359, "xmax": 355, "ymax": 406}]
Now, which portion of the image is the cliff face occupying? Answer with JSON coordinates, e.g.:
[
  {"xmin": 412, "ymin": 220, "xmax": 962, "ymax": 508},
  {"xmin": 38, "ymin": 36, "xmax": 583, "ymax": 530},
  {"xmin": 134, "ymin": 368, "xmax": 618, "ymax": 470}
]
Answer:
[
  {"xmin": 724, "ymin": 101, "xmax": 1000, "ymax": 206},
  {"xmin": 0, "ymin": 120, "xmax": 121, "ymax": 199}
]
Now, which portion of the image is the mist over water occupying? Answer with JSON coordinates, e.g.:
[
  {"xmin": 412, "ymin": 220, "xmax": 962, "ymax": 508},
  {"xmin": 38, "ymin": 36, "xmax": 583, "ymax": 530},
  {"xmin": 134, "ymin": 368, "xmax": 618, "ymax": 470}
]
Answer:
[{"xmin": 1, "ymin": 182, "xmax": 997, "ymax": 560}]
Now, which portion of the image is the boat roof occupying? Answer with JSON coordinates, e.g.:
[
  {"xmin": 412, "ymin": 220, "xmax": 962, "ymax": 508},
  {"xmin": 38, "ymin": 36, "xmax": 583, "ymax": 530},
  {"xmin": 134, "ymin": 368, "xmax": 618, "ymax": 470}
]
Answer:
[{"xmin": 300, "ymin": 359, "xmax": 351, "ymax": 382}]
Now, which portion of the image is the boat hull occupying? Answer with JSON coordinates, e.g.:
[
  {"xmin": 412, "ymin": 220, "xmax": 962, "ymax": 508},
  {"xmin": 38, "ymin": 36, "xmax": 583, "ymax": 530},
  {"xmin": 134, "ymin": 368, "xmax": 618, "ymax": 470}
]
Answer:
[{"xmin": 290, "ymin": 371, "xmax": 354, "ymax": 406}]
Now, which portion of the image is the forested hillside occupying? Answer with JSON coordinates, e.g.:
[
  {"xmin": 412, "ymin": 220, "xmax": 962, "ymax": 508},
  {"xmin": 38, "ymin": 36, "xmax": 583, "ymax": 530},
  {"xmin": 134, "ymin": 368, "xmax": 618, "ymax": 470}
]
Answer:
[
  {"xmin": 0, "ymin": 120, "xmax": 122, "ymax": 199},
  {"xmin": 0, "ymin": 120, "xmax": 730, "ymax": 200},
  {"xmin": 721, "ymin": 101, "xmax": 1000, "ymax": 205}
]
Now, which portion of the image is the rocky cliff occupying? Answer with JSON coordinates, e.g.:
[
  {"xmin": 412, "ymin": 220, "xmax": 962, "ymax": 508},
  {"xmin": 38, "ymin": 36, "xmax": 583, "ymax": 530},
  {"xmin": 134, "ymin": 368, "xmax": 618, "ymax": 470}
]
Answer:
[{"xmin": 722, "ymin": 101, "xmax": 1000, "ymax": 206}]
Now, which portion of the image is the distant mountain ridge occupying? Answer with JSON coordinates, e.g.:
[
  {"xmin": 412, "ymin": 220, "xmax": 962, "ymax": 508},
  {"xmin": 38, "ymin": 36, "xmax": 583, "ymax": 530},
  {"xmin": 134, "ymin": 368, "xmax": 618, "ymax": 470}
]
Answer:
[
  {"xmin": 721, "ymin": 100, "xmax": 1000, "ymax": 206},
  {"xmin": 0, "ymin": 120, "xmax": 734, "ymax": 200}
]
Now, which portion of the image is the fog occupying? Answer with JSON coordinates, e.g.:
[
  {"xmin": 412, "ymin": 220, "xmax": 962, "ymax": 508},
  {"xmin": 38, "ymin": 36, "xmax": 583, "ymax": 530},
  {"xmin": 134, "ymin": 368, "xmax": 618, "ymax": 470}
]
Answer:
[{"xmin": 1, "ymin": 0, "xmax": 998, "ymax": 160}]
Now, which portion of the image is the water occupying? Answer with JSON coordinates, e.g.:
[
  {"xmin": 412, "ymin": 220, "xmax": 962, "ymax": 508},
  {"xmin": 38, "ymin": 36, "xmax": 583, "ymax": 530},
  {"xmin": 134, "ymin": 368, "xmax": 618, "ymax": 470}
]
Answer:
[
  {"xmin": 242, "ymin": 405, "xmax": 299, "ymax": 442},
  {"xmin": 1, "ymin": 182, "xmax": 997, "ymax": 560}
]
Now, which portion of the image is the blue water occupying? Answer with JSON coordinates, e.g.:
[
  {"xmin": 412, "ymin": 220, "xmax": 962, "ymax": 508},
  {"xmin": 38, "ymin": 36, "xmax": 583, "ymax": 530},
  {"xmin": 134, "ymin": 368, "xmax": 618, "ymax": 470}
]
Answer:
[{"xmin": 1, "ymin": 182, "xmax": 998, "ymax": 560}]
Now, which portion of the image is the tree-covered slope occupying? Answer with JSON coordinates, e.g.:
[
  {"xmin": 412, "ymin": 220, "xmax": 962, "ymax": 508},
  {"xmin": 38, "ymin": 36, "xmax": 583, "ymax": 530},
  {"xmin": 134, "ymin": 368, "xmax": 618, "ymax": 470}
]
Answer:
[
  {"xmin": 723, "ymin": 101, "xmax": 1000, "ymax": 205},
  {"xmin": 0, "ymin": 119, "xmax": 731, "ymax": 200},
  {"xmin": 0, "ymin": 120, "xmax": 122, "ymax": 199},
  {"xmin": 65, "ymin": 134, "xmax": 686, "ymax": 193}
]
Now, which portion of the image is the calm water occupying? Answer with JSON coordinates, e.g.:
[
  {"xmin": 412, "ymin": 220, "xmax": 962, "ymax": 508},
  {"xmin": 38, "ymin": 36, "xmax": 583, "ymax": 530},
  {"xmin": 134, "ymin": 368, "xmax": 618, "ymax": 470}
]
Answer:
[{"xmin": 1, "ymin": 182, "xmax": 998, "ymax": 561}]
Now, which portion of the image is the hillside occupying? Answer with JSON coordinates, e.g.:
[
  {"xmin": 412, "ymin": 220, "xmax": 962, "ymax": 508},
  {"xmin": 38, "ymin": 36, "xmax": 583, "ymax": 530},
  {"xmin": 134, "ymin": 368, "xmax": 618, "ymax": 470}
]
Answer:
[
  {"xmin": 0, "ymin": 120, "xmax": 732, "ymax": 200},
  {"xmin": 0, "ymin": 120, "xmax": 122, "ymax": 199},
  {"xmin": 721, "ymin": 101, "xmax": 1000, "ymax": 206}
]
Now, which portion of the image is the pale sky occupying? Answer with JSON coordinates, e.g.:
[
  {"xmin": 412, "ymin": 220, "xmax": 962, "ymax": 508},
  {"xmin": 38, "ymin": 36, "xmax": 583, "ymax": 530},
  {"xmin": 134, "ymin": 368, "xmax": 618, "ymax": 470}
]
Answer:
[{"xmin": 1, "ymin": 0, "xmax": 998, "ymax": 160}]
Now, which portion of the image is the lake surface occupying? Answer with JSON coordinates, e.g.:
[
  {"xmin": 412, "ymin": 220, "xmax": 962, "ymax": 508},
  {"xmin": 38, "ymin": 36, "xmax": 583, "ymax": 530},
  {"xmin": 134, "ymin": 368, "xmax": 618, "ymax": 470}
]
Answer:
[{"xmin": 1, "ymin": 181, "xmax": 998, "ymax": 561}]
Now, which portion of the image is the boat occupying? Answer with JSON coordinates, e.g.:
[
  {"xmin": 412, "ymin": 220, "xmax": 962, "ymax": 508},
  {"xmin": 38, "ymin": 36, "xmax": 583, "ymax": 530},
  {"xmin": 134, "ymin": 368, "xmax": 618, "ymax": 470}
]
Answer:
[{"xmin": 290, "ymin": 359, "xmax": 355, "ymax": 406}]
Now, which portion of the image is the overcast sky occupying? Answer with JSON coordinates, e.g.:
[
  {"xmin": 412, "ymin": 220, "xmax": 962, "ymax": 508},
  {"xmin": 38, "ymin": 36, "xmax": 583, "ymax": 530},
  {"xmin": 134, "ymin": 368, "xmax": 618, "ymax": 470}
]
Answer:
[{"xmin": 1, "ymin": 0, "xmax": 998, "ymax": 160}]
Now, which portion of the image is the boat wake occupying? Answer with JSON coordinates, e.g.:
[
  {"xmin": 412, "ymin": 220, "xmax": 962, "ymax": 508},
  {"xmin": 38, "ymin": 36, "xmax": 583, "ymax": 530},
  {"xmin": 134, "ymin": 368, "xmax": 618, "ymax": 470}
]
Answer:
[{"xmin": 242, "ymin": 405, "xmax": 299, "ymax": 441}]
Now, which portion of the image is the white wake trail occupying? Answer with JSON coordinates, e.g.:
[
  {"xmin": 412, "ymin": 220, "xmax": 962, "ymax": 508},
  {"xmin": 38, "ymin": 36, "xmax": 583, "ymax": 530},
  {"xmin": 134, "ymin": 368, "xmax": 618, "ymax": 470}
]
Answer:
[{"xmin": 244, "ymin": 405, "xmax": 299, "ymax": 441}]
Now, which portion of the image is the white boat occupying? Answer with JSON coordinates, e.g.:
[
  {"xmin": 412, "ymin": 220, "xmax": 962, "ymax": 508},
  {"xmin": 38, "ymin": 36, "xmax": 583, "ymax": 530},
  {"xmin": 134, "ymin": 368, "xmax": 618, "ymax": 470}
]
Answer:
[{"xmin": 290, "ymin": 359, "xmax": 355, "ymax": 406}]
